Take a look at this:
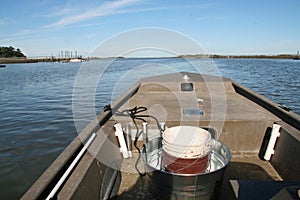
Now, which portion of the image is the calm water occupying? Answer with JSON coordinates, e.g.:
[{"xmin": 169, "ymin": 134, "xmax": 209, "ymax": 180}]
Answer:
[{"xmin": 0, "ymin": 58, "xmax": 299, "ymax": 199}]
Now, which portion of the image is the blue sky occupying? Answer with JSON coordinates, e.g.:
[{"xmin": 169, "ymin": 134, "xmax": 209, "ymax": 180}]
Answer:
[{"xmin": 0, "ymin": 0, "xmax": 299, "ymax": 57}]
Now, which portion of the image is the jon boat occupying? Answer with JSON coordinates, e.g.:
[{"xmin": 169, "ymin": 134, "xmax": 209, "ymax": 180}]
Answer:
[{"xmin": 22, "ymin": 72, "xmax": 300, "ymax": 200}]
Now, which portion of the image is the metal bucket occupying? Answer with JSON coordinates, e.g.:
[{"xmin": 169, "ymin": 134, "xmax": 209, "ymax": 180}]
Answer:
[{"xmin": 142, "ymin": 137, "xmax": 231, "ymax": 200}]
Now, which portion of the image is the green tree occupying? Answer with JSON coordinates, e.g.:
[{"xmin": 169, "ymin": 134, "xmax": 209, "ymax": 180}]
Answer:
[{"xmin": 0, "ymin": 46, "xmax": 26, "ymax": 58}]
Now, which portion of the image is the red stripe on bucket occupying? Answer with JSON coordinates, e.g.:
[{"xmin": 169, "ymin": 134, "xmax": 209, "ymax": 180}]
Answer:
[{"xmin": 163, "ymin": 150, "xmax": 209, "ymax": 174}]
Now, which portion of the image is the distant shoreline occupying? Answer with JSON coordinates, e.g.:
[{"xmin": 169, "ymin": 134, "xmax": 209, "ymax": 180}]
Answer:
[
  {"xmin": 179, "ymin": 54, "xmax": 300, "ymax": 60},
  {"xmin": 0, "ymin": 57, "xmax": 85, "ymax": 64},
  {"xmin": 0, "ymin": 54, "xmax": 299, "ymax": 64}
]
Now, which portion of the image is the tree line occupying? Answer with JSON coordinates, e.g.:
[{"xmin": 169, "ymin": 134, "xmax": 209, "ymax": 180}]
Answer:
[{"xmin": 0, "ymin": 46, "xmax": 26, "ymax": 58}]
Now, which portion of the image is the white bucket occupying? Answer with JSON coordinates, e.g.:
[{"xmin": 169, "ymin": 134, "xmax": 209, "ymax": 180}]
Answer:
[
  {"xmin": 162, "ymin": 126, "xmax": 211, "ymax": 159},
  {"xmin": 162, "ymin": 126, "xmax": 211, "ymax": 174}
]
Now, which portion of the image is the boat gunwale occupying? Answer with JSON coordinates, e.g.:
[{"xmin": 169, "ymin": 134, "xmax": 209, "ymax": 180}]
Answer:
[{"xmin": 232, "ymin": 80, "xmax": 300, "ymax": 130}]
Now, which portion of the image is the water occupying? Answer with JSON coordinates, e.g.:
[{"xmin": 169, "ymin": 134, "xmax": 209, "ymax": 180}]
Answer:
[
  {"xmin": 215, "ymin": 58, "xmax": 300, "ymax": 111},
  {"xmin": 0, "ymin": 58, "xmax": 299, "ymax": 199}
]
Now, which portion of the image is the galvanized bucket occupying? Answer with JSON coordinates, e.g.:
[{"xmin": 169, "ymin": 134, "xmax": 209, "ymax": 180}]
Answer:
[{"xmin": 142, "ymin": 137, "xmax": 231, "ymax": 200}]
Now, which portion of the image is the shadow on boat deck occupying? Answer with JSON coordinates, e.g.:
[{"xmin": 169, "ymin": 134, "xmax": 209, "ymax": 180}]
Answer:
[
  {"xmin": 221, "ymin": 162, "xmax": 300, "ymax": 199},
  {"xmin": 117, "ymin": 173, "xmax": 156, "ymax": 200},
  {"xmin": 224, "ymin": 162, "xmax": 274, "ymax": 181}
]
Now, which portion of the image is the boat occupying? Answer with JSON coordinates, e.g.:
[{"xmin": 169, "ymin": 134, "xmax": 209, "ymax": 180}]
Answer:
[
  {"xmin": 69, "ymin": 58, "xmax": 84, "ymax": 63},
  {"xmin": 0, "ymin": 64, "xmax": 6, "ymax": 68},
  {"xmin": 22, "ymin": 72, "xmax": 300, "ymax": 200},
  {"xmin": 60, "ymin": 58, "xmax": 85, "ymax": 63}
]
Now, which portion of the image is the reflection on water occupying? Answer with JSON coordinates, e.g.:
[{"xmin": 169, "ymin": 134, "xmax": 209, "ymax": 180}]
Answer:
[{"xmin": 0, "ymin": 58, "xmax": 299, "ymax": 199}]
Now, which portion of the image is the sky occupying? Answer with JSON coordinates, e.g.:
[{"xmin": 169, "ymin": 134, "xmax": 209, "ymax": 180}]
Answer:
[{"xmin": 0, "ymin": 0, "xmax": 299, "ymax": 57}]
